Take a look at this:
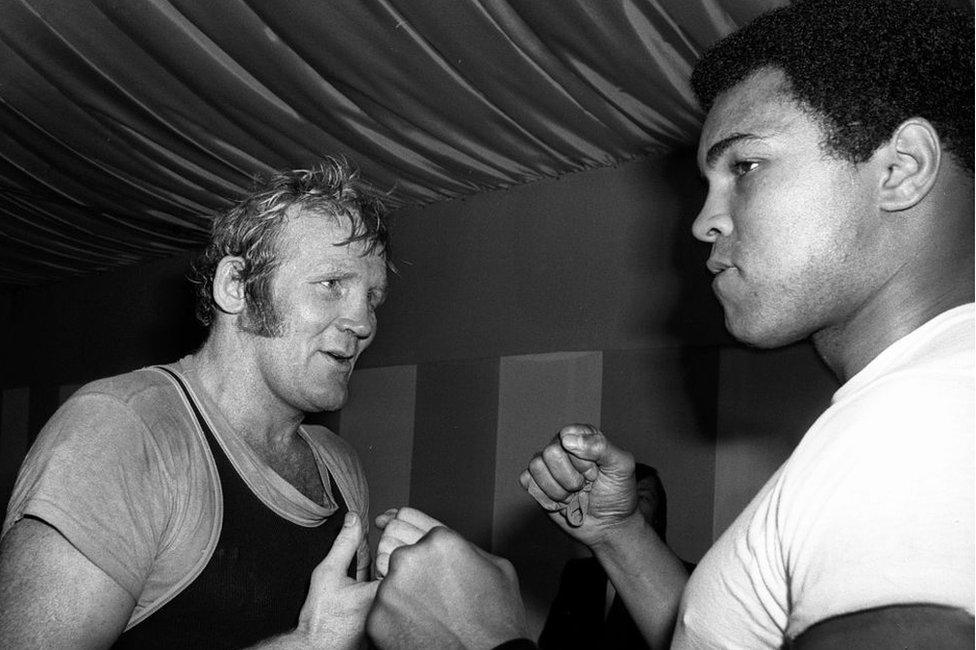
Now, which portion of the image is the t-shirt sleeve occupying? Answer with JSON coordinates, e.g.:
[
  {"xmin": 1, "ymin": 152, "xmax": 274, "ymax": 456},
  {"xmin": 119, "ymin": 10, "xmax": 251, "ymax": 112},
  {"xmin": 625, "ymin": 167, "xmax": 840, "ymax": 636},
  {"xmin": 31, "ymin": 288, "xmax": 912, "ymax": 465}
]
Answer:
[
  {"xmin": 2, "ymin": 391, "xmax": 174, "ymax": 600},
  {"xmin": 781, "ymin": 375, "xmax": 975, "ymax": 637}
]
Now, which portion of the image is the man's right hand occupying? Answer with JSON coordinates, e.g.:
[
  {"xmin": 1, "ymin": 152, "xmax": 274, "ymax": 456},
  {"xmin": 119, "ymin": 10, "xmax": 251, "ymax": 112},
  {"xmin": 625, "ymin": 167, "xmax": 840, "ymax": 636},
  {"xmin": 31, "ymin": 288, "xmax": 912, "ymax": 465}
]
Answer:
[
  {"xmin": 519, "ymin": 424, "xmax": 640, "ymax": 548},
  {"xmin": 520, "ymin": 424, "xmax": 689, "ymax": 648},
  {"xmin": 367, "ymin": 523, "xmax": 529, "ymax": 650}
]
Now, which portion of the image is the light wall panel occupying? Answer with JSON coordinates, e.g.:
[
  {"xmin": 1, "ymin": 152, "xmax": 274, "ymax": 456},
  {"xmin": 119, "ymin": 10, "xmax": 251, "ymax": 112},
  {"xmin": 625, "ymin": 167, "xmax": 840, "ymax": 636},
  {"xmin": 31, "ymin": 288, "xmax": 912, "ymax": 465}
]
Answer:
[
  {"xmin": 339, "ymin": 364, "xmax": 417, "ymax": 555},
  {"xmin": 494, "ymin": 351, "xmax": 603, "ymax": 639},
  {"xmin": 411, "ymin": 358, "xmax": 499, "ymax": 550},
  {"xmin": 601, "ymin": 346, "xmax": 718, "ymax": 564}
]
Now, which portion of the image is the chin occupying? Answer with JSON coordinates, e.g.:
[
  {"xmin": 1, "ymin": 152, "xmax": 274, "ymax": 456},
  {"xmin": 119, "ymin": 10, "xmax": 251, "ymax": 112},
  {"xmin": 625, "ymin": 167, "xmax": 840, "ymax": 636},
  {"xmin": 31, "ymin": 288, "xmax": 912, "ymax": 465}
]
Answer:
[
  {"xmin": 725, "ymin": 314, "xmax": 806, "ymax": 350},
  {"xmin": 305, "ymin": 390, "xmax": 348, "ymax": 414}
]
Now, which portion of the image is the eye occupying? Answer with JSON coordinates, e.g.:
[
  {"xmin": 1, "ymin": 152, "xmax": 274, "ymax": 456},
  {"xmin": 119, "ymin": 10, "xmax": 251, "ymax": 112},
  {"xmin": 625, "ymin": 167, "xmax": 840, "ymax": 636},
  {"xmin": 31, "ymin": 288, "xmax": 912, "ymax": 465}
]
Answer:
[
  {"xmin": 731, "ymin": 160, "xmax": 759, "ymax": 176},
  {"xmin": 318, "ymin": 279, "xmax": 342, "ymax": 296}
]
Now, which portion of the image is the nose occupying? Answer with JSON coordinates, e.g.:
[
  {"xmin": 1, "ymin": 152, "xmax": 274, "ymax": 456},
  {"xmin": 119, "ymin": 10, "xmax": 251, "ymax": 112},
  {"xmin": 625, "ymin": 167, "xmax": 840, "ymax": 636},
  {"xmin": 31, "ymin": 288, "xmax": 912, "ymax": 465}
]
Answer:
[
  {"xmin": 337, "ymin": 298, "xmax": 374, "ymax": 340},
  {"xmin": 692, "ymin": 191, "xmax": 733, "ymax": 243}
]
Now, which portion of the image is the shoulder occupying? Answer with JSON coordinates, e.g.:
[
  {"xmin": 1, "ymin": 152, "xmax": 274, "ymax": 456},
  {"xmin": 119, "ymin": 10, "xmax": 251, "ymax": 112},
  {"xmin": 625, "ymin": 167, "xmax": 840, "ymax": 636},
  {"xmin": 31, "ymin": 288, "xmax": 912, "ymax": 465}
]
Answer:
[
  {"xmin": 838, "ymin": 304, "xmax": 974, "ymax": 419},
  {"xmin": 75, "ymin": 366, "xmax": 181, "ymax": 407},
  {"xmin": 787, "ymin": 320, "xmax": 974, "ymax": 482},
  {"xmin": 42, "ymin": 367, "xmax": 202, "ymax": 466},
  {"xmin": 61, "ymin": 368, "xmax": 184, "ymax": 434},
  {"xmin": 775, "ymin": 361, "xmax": 975, "ymax": 636}
]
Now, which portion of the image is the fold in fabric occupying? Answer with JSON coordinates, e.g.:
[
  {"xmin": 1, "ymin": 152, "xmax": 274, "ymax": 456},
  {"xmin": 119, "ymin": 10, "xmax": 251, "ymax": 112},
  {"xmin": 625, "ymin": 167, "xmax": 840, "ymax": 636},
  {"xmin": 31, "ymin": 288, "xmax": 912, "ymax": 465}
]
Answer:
[{"xmin": 0, "ymin": 0, "xmax": 772, "ymax": 285}]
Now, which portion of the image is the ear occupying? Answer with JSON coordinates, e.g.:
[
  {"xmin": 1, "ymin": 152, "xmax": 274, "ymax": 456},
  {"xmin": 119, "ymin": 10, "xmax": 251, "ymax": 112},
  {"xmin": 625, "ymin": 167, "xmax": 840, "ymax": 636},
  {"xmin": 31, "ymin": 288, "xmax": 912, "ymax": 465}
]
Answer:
[
  {"xmin": 212, "ymin": 256, "xmax": 247, "ymax": 316},
  {"xmin": 877, "ymin": 118, "xmax": 941, "ymax": 213}
]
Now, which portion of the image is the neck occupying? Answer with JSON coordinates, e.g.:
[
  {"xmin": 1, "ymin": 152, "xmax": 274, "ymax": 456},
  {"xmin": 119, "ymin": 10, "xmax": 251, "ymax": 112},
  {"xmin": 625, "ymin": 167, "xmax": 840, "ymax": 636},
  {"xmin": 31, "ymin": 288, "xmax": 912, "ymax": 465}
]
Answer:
[
  {"xmin": 814, "ymin": 168, "xmax": 974, "ymax": 382},
  {"xmin": 190, "ymin": 331, "xmax": 304, "ymax": 451},
  {"xmin": 813, "ymin": 289, "xmax": 971, "ymax": 383},
  {"xmin": 813, "ymin": 201, "xmax": 974, "ymax": 382}
]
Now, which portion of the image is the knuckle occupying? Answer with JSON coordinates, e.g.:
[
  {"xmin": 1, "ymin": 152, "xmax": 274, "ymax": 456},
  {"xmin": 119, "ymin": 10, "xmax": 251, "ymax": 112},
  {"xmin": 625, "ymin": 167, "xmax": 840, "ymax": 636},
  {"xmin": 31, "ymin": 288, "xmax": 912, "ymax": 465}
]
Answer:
[
  {"xmin": 541, "ymin": 445, "xmax": 564, "ymax": 465},
  {"xmin": 425, "ymin": 526, "xmax": 457, "ymax": 551},
  {"xmin": 386, "ymin": 544, "xmax": 408, "ymax": 572},
  {"xmin": 383, "ymin": 519, "xmax": 404, "ymax": 537},
  {"xmin": 528, "ymin": 455, "xmax": 548, "ymax": 475},
  {"xmin": 311, "ymin": 561, "xmax": 331, "ymax": 581}
]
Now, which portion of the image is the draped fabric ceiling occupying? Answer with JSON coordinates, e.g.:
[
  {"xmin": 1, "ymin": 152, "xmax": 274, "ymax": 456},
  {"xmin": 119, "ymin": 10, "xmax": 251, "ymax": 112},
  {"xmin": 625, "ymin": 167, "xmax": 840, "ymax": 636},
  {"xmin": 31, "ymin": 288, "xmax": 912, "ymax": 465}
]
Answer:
[{"xmin": 0, "ymin": 0, "xmax": 789, "ymax": 286}]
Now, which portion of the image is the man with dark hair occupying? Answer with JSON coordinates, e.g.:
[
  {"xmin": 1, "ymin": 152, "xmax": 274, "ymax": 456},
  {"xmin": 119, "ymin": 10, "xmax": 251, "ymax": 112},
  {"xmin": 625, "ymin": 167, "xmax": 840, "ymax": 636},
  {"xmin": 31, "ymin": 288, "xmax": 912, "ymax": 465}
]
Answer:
[
  {"xmin": 0, "ymin": 157, "xmax": 391, "ymax": 647},
  {"xmin": 365, "ymin": 0, "xmax": 974, "ymax": 647}
]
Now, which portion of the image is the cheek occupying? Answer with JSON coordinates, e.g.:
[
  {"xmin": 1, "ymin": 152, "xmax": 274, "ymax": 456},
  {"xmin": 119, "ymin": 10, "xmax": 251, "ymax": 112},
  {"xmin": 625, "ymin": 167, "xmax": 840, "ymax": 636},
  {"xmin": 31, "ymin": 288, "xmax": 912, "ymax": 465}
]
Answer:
[
  {"xmin": 734, "ymin": 192, "xmax": 836, "ymax": 272},
  {"xmin": 293, "ymin": 301, "xmax": 339, "ymax": 330}
]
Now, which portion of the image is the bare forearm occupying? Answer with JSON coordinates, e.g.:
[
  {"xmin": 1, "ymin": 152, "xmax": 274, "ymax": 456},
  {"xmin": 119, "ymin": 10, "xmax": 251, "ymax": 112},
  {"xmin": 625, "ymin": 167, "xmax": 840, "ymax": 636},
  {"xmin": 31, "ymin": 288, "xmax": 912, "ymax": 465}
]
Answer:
[{"xmin": 591, "ymin": 513, "xmax": 689, "ymax": 648}]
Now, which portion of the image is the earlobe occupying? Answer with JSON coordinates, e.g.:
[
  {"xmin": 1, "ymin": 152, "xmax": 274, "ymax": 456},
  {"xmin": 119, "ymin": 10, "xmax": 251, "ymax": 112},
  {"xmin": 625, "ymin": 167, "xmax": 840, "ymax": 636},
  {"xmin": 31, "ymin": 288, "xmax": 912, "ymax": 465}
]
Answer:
[
  {"xmin": 213, "ymin": 257, "xmax": 247, "ymax": 315},
  {"xmin": 878, "ymin": 118, "xmax": 941, "ymax": 213}
]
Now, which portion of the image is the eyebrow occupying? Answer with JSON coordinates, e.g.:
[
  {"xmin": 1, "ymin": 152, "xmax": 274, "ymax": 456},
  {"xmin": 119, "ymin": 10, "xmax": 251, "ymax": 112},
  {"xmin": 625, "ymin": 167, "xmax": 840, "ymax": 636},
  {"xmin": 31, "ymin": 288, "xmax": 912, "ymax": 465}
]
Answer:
[{"xmin": 703, "ymin": 133, "xmax": 762, "ymax": 169}]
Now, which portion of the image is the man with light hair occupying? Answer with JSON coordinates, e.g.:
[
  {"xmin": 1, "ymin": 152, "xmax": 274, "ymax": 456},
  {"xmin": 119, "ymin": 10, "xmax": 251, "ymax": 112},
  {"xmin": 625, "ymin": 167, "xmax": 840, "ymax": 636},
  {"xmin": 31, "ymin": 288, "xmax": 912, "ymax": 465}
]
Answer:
[{"xmin": 0, "ymin": 156, "xmax": 391, "ymax": 648}]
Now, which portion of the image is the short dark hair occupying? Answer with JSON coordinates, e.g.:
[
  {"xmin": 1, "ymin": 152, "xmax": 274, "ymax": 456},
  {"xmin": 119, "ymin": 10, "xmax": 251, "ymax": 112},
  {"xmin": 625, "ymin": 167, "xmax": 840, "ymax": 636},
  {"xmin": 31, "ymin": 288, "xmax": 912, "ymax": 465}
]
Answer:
[
  {"xmin": 691, "ymin": 0, "xmax": 974, "ymax": 171},
  {"xmin": 190, "ymin": 156, "xmax": 391, "ymax": 333},
  {"xmin": 635, "ymin": 462, "xmax": 667, "ymax": 540}
]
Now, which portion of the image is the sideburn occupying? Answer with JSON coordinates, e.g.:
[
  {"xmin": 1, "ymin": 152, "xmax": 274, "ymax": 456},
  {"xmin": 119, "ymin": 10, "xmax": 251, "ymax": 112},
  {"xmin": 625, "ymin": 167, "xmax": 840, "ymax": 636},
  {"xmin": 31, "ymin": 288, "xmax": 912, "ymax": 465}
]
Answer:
[{"xmin": 238, "ymin": 282, "xmax": 287, "ymax": 338}]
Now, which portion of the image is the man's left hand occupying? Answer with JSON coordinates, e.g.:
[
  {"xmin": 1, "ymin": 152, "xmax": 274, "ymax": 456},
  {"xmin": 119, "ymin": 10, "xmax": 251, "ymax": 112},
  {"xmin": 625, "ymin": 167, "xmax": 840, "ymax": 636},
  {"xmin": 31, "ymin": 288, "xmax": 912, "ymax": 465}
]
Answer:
[{"xmin": 294, "ymin": 512, "xmax": 378, "ymax": 649}]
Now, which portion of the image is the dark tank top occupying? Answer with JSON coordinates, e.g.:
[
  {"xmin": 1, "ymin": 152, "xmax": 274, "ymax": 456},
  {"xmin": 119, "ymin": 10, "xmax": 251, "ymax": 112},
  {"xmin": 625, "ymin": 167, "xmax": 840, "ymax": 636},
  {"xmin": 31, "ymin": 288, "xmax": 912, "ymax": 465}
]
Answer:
[{"xmin": 115, "ymin": 366, "xmax": 356, "ymax": 648}]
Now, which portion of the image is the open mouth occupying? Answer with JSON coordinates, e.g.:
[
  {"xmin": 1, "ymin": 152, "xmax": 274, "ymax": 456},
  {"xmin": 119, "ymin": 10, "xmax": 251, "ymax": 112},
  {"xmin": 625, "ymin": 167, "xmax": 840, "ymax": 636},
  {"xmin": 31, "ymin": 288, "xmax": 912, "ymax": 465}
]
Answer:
[{"xmin": 324, "ymin": 350, "xmax": 354, "ymax": 366}]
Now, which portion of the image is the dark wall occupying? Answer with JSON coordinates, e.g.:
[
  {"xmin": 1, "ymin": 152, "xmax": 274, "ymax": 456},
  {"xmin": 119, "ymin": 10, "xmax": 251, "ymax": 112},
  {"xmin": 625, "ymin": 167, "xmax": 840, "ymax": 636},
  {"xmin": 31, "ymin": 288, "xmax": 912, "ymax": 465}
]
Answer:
[
  {"xmin": 369, "ymin": 148, "xmax": 725, "ymax": 365},
  {"xmin": 3, "ymin": 252, "xmax": 203, "ymax": 390}
]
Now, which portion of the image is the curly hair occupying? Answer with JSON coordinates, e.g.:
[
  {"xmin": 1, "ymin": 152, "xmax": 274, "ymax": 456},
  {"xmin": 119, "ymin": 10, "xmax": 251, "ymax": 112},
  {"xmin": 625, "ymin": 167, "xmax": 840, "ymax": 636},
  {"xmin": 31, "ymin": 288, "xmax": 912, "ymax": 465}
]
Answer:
[
  {"xmin": 190, "ymin": 156, "xmax": 391, "ymax": 334},
  {"xmin": 691, "ymin": 0, "xmax": 974, "ymax": 171}
]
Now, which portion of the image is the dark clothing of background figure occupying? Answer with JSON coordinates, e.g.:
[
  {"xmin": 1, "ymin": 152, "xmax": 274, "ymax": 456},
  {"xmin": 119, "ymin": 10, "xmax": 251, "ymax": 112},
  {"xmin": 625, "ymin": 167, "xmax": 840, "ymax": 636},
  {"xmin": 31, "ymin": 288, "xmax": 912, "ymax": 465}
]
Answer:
[{"xmin": 538, "ymin": 556, "xmax": 649, "ymax": 650}]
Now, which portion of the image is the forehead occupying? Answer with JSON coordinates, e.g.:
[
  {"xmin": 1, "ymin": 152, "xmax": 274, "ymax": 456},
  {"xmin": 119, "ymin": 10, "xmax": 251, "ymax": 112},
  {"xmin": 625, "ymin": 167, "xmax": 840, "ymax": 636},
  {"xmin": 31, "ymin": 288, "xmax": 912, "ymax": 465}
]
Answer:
[
  {"xmin": 277, "ymin": 208, "xmax": 386, "ymax": 278},
  {"xmin": 697, "ymin": 68, "xmax": 814, "ymax": 168}
]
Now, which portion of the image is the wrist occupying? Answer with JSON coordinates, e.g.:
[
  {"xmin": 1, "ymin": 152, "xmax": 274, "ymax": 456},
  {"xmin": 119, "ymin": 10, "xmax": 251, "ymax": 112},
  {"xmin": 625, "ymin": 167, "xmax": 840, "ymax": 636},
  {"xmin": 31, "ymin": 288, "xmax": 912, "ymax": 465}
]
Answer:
[{"xmin": 589, "ymin": 508, "xmax": 649, "ymax": 556}]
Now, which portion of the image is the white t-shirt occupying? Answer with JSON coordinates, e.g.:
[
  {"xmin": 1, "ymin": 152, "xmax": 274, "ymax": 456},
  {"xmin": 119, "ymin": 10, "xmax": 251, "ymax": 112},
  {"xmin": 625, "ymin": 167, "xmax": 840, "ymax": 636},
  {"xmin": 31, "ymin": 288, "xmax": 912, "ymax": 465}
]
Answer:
[
  {"xmin": 2, "ymin": 356, "xmax": 371, "ymax": 629},
  {"xmin": 674, "ymin": 304, "xmax": 975, "ymax": 648}
]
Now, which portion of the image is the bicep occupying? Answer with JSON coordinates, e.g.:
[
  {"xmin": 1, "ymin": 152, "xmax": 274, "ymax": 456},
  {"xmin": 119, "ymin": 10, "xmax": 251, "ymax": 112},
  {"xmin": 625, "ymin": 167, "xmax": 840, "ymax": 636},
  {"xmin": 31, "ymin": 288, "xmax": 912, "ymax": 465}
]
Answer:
[
  {"xmin": 0, "ymin": 517, "xmax": 135, "ymax": 649},
  {"xmin": 789, "ymin": 604, "xmax": 975, "ymax": 649}
]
